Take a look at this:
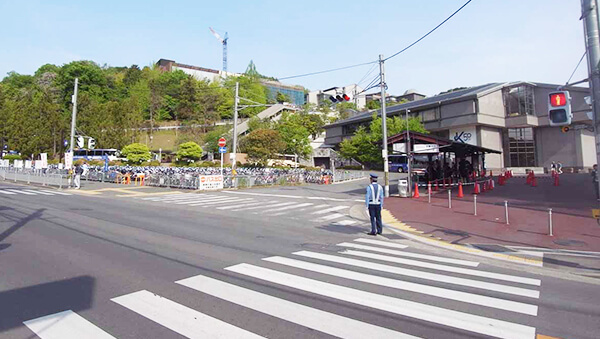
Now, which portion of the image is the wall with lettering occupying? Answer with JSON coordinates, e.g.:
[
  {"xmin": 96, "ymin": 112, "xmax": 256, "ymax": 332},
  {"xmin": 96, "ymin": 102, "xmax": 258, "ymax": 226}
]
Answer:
[{"xmin": 449, "ymin": 126, "xmax": 478, "ymax": 146}]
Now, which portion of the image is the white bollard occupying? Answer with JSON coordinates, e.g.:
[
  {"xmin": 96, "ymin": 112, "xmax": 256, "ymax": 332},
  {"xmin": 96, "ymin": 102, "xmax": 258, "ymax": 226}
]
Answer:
[
  {"xmin": 504, "ymin": 201, "xmax": 509, "ymax": 225},
  {"xmin": 548, "ymin": 208, "xmax": 553, "ymax": 236},
  {"xmin": 474, "ymin": 195, "xmax": 477, "ymax": 216},
  {"xmin": 428, "ymin": 183, "xmax": 431, "ymax": 203},
  {"xmin": 448, "ymin": 189, "xmax": 452, "ymax": 209}
]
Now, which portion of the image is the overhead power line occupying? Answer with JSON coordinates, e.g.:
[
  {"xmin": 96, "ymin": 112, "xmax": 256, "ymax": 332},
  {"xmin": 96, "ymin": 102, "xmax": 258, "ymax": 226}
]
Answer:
[
  {"xmin": 565, "ymin": 51, "xmax": 587, "ymax": 86},
  {"xmin": 385, "ymin": 0, "xmax": 473, "ymax": 61},
  {"xmin": 278, "ymin": 61, "xmax": 377, "ymax": 81}
]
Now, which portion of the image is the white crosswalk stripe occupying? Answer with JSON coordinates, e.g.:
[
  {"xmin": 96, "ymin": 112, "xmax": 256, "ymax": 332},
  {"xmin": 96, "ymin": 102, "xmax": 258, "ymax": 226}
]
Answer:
[
  {"xmin": 337, "ymin": 242, "xmax": 480, "ymax": 267},
  {"xmin": 24, "ymin": 310, "xmax": 115, "ymax": 339},
  {"xmin": 23, "ymin": 189, "xmax": 54, "ymax": 195},
  {"xmin": 311, "ymin": 205, "xmax": 348, "ymax": 214},
  {"xmin": 260, "ymin": 202, "xmax": 314, "ymax": 214},
  {"xmin": 5, "ymin": 189, "xmax": 36, "ymax": 195},
  {"xmin": 23, "ymin": 237, "xmax": 542, "ymax": 339},
  {"xmin": 0, "ymin": 188, "xmax": 72, "ymax": 196},
  {"xmin": 312, "ymin": 212, "xmax": 345, "ymax": 222},
  {"xmin": 112, "ymin": 290, "xmax": 264, "ymax": 338},
  {"xmin": 217, "ymin": 201, "xmax": 265, "ymax": 210},
  {"xmin": 40, "ymin": 190, "xmax": 72, "ymax": 196},
  {"xmin": 189, "ymin": 198, "xmax": 253, "ymax": 206},
  {"xmin": 0, "ymin": 189, "xmax": 17, "ymax": 195}
]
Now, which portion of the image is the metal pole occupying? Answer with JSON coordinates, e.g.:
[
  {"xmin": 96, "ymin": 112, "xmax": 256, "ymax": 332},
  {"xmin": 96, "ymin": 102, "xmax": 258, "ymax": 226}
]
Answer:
[
  {"xmin": 582, "ymin": 0, "xmax": 600, "ymax": 204},
  {"xmin": 406, "ymin": 109, "xmax": 411, "ymax": 197},
  {"xmin": 232, "ymin": 82, "xmax": 239, "ymax": 170},
  {"xmin": 474, "ymin": 195, "xmax": 477, "ymax": 216},
  {"xmin": 69, "ymin": 78, "xmax": 78, "ymax": 164},
  {"xmin": 220, "ymin": 152, "xmax": 223, "ymax": 177},
  {"xmin": 448, "ymin": 189, "xmax": 452, "ymax": 209},
  {"xmin": 504, "ymin": 201, "xmax": 509, "ymax": 225},
  {"xmin": 379, "ymin": 54, "xmax": 389, "ymax": 197},
  {"xmin": 548, "ymin": 208, "xmax": 554, "ymax": 236},
  {"xmin": 428, "ymin": 183, "xmax": 431, "ymax": 203}
]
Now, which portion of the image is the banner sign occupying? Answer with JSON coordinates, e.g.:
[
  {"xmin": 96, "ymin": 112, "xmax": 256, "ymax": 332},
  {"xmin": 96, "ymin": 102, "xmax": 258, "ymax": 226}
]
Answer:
[
  {"xmin": 65, "ymin": 151, "xmax": 73, "ymax": 169},
  {"xmin": 34, "ymin": 160, "xmax": 44, "ymax": 168},
  {"xmin": 25, "ymin": 160, "xmax": 32, "ymax": 169},
  {"xmin": 14, "ymin": 160, "xmax": 24, "ymax": 168},
  {"xmin": 198, "ymin": 175, "xmax": 223, "ymax": 190},
  {"xmin": 414, "ymin": 144, "xmax": 440, "ymax": 153},
  {"xmin": 40, "ymin": 153, "xmax": 48, "ymax": 168},
  {"xmin": 0, "ymin": 160, "xmax": 9, "ymax": 167}
]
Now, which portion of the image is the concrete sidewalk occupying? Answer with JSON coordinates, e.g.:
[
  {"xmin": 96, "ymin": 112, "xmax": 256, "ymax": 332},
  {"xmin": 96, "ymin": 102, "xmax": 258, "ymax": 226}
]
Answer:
[{"xmin": 384, "ymin": 173, "xmax": 600, "ymax": 272}]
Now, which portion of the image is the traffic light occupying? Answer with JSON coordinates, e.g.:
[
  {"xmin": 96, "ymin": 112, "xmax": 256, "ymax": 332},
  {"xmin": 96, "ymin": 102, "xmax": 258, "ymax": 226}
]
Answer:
[
  {"xmin": 342, "ymin": 94, "xmax": 351, "ymax": 101},
  {"xmin": 548, "ymin": 91, "xmax": 572, "ymax": 126},
  {"xmin": 329, "ymin": 93, "xmax": 351, "ymax": 103},
  {"xmin": 561, "ymin": 126, "xmax": 570, "ymax": 133},
  {"xmin": 329, "ymin": 95, "xmax": 338, "ymax": 103},
  {"xmin": 88, "ymin": 137, "xmax": 96, "ymax": 149},
  {"xmin": 76, "ymin": 136, "xmax": 84, "ymax": 148}
]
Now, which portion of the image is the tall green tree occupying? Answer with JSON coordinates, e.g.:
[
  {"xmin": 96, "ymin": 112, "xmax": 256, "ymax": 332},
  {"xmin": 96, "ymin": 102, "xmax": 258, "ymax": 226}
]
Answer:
[{"xmin": 240, "ymin": 129, "xmax": 285, "ymax": 164}]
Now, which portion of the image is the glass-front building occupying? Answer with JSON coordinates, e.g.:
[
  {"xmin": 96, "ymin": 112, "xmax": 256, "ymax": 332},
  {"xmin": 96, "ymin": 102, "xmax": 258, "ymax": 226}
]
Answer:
[
  {"xmin": 507, "ymin": 128, "xmax": 536, "ymax": 167},
  {"xmin": 264, "ymin": 84, "xmax": 306, "ymax": 106}
]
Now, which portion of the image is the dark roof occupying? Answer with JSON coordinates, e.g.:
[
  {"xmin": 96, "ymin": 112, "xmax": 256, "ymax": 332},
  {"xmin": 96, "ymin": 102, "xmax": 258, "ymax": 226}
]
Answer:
[
  {"xmin": 387, "ymin": 131, "xmax": 501, "ymax": 155},
  {"xmin": 326, "ymin": 83, "xmax": 503, "ymax": 128}
]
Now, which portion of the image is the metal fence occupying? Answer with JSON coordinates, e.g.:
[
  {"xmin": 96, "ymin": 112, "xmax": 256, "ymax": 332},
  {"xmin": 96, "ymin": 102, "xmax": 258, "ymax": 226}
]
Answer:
[{"xmin": 0, "ymin": 168, "xmax": 67, "ymax": 188}]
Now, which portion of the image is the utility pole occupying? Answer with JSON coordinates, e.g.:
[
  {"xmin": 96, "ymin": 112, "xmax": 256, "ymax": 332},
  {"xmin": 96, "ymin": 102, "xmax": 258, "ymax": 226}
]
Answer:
[
  {"xmin": 231, "ymin": 82, "xmax": 239, "ymax": 171},
  {"xmin": 582, "ymin": 0, "xmax": 600, "ymax": 203},
  {"xmin": 379, "ymin": 54, "xmax": 389, "ymax": 197},
  {"xmin": 69, "ymin": 78, "xmax": 79, "ymax": 155},
  {"xmin": 406, "ymin": 109, "xmax": 412, "ymax": 196}
]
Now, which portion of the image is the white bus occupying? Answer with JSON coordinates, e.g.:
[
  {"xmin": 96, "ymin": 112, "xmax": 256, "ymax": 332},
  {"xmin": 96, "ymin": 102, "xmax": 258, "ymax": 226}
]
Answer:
[{"xmin": 73, "ymin": 149, "xmax": 120, "ymax": 162}]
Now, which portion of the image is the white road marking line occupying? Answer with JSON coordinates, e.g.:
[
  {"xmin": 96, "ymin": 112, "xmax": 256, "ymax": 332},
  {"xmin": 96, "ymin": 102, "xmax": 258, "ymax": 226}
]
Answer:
[
  {"xmin": 332, "ymin": 220, "xmax": 358, "ymax": 226},
  {"xmin": 338, "ymin": 243, "xmax": 479, "ymax": 267},
  {"xmin": 176, "ymin": 274, "xmax": 420, "ymax": 339},
  {"xmin": 40, "ymin": 190, "xmax": 72, "ymax": 196},
  {"xmin": 173, "ymin": 196, "xmax": 240, "ymax": 205},
  {"xmin": 223, "ymin": 191, "xmax": 358, "ymax": 202},
  {"xmin": 294, "ymin": 251, "xmax": 539, "ymax": 298},
  {"xmin": 354, "ymin": 238, "xmax": 409, "ymax": 249},
  {"xmin": 189, "ymin": 198, "xmax": 254, "ymax": 207},
  {"xmin": 343, "ymin": 250, "xmax": 541, "ymax": 286},
  {"xmin": 5, "ymin": 189, "xmax": 36, "ymax": 195},
  {"xmin": 261, "ymin": 202, "xmax": 314, "ymax": 214},
  {"xmin": 24, "ymin": 310, "xmax": 116, "ymax": 339},
  {"xmin": 217, "ymin": 201, "xmax": 265, "ymax": 210},
  {"xmin": 23, "ymin": 189, "xmax": 54, "ymax": 195},
  {"xmin": 230, "ymin": 202, "xmax": 295, "ymax": 212},
  {"xmin": 111, "ymin": 290, "xmax": 264, "ymax": 339},
  {"xmin": 140, "ymin": 194, "xmax": 189, "ymax": 200},
  {"xmin": 312, "ymin": 213, "xmax": 345, "ymax": 222},
  {"xmin": 311, "ymin": 205, "xmax": 348, "ymax": 215},
  {"xmin": 0, "ymin": 190, "xmax": 17, "ymax": 195},
  {"xmin": 144, "ymin": 194, "xmax": 203, "ymax": 201},
  {"xmin": 263, "ymin": 256, "xmax": 537, "ymax": 315},
  {"xmin": 225, "ymin": 264, "xmax": 536, "ymax": 339}
]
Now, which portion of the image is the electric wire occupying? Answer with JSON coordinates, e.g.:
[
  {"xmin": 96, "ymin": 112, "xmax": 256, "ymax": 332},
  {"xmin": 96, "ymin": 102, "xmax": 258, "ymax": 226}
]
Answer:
[
  {"xmin": 356, "ymin": 63, "xmax": 379, "ymax": 88},
  {"xmin": 384, "ymin": 0, "xmax": 473, "ymax": 61},
  {"xmin": 278, "ymin": 60, "xmax": 378, "ymax": 81}
]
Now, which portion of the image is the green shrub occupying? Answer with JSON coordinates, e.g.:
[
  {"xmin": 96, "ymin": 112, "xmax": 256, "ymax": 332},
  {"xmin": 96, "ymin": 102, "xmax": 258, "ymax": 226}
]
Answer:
[
  {"xmin": 148, "ymin": 160, "xmax": 161, "ymax": 166},
  {"xmin": 3, "ymin": 154, "xmax": 21, "ymax": 162}
]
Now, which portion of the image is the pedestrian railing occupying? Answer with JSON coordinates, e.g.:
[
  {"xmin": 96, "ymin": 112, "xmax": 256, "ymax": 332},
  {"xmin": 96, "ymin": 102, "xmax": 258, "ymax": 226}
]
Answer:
[{"xmin": 0, "ymin": 168, "xmax": 67, "ymax": 188}]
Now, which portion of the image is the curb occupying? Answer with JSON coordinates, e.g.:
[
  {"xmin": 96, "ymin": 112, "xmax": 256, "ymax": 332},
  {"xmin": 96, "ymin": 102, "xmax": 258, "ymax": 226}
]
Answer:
[{"xmin": 381, "ymin": 209, "xmax": 544, "ymax": 267}]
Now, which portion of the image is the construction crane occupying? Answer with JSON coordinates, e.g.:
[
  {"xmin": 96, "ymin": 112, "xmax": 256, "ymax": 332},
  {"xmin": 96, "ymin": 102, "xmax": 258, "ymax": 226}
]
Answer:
[{"xmin": 209, "ymin": 27, "xmax": 228, "ymax": 72}]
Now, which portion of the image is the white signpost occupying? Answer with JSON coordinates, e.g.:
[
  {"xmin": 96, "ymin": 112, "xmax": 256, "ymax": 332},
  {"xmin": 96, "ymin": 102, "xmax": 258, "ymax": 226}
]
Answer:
[{"xmin": 198, "ymin": 175, "xmax": 224, "ymax": 190}]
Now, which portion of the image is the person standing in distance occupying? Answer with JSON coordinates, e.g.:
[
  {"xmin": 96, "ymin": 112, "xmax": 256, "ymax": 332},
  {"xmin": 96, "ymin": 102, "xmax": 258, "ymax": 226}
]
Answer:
[
  {"xmin": 365, "ymin": 174, "xmax": 384, "ymax": 235},
  {"xmin": 74, "ymin": 164, "xmax": 83, "ymax": 189}
]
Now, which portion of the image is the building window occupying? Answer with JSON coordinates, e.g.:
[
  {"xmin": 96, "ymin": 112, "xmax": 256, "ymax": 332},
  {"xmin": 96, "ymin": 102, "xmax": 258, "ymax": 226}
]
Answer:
[
  {"xmin": 503, "ymin": 85, "xmax": 534, "ymax": 117},
  {"xmin": 508, "ymin": 128, "xmax": 536, "ymax": 167}
]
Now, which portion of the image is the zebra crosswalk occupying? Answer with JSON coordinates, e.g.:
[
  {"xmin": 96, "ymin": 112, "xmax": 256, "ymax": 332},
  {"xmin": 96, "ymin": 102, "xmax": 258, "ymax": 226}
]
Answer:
[
  {"xmin": 135, "ymin": 193, "xmax": 360, "ymax": 225},
  {"xmin": 0, "ymin": 188, "xmax": 72, "ymax": 196},
  {"xmin": 23, "ymin": 237, "xmax": 542, "ymax": 339}
]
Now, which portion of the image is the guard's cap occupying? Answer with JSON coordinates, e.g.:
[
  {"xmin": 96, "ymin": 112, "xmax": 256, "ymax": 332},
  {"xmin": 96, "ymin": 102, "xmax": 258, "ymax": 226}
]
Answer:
[{"xmin": 370, "ymin": 174, "xmax": 378, "ymax": 180}]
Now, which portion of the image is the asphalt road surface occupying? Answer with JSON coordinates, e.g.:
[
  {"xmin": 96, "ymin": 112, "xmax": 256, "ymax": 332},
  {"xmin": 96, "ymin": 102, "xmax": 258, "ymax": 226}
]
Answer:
[{"xmin": 1, "ymin": 180, "xmax": 599, "ymax": 339}]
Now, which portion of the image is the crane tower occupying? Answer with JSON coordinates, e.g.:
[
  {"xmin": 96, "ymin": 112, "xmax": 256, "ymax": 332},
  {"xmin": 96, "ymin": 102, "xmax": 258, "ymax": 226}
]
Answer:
[{"xmin": 209, "ymin": 27, "xmax": 228, "ymax": 72}]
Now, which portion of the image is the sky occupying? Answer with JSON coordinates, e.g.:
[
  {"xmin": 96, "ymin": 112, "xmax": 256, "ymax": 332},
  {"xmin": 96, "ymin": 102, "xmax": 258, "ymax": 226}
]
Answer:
[{"xmin": 0, "ymin": 0, "xmax": 589, "ymax": 97}]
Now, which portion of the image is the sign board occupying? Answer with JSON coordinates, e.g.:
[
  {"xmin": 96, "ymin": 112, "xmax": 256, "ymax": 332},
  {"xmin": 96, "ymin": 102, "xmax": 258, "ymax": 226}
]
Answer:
[
  {"xmin": 25, "ymin": 160, "xmax": 32, "ymax": 169},
  {"xmin": 218, "ymin": 146, "xmax": 227, "ymax": 153},
  {"xmin": 40, "ymin": 153, "xmax": 48, "ymax": 169},
  {"xmin": 65, "ymin": 151, "xmax": 73, "ymax": 169},
  {"xmin": 450, "ymin": 126, "xmax": 477, "ymax": 146},
  {"xmin": 34, "ymin": 160, "xmax": 44, "ymax": 168},
  {"xmin": 14, "ymin": 160, "xmax": 24, "ymax": 168},
  {"xmin": 198, "ymin": 175, "xmax": 223, "ymax": 190},
  {"xmin": 0, "ymin": 160, "xmax": 9, "ymax": 167},
  {"xmin": 58, "ymin": 163, "xmax": 64, "ymax": 170},
  {"xmin": 414, "ymin": 144, "xmax": 440, "ymax": 153},
  {"xmin": 392, "ymin": 143, "xmax": 407, "ymax": 153},
  {"xmin": 218, "ymin": 138, "xmax": 227, "ymax": 147}
]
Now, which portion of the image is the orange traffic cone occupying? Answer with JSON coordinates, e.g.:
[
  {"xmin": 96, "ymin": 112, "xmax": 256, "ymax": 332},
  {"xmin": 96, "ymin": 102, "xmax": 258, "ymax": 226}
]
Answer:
[
  {"xmin": 531, "ymin": 177, "xmax": 537, "ymax": 187},
  {"xmin": 413, "ymin": 183, "xmax": 420, "ymax": 198},
  {"xmin": 457, "ymin": 182, "xmax": 464, "ymax": 198},
  {"xmin": 473, "ymin": 182, "xmax": 480, "ymax": 194},
  {"xmin": 554, "ymin": 175, "xmax": 559, "ymax": 186}
]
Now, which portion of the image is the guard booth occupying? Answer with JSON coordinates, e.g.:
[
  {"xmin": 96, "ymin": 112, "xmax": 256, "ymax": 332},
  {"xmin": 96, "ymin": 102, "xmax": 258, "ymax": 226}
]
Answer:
[{"xmin": 386, "ymin": 131, "xmax": 501, "ymax": 196}]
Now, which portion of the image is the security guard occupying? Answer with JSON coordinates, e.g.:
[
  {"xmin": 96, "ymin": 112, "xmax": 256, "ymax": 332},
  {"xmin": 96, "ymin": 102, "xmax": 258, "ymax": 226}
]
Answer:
[{"xmin": 365, "ymin": 174, "xmax": 384, "ymax": 235}]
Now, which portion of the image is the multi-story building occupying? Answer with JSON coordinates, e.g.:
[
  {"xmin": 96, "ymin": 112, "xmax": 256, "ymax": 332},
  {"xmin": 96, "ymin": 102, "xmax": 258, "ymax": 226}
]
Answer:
[
  {"xmin": 156, "ymin": 59, "xmax": 306, "ymax": 106},
  {"xmin": 324, "ymin": 82, "xmax": 594, "ymax": 171}
]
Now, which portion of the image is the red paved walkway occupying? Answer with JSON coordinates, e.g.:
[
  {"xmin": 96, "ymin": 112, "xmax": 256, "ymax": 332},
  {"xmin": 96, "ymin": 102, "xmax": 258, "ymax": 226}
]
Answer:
[{"xmin": 385, "ymin": 173, "xmax": 600, "ymax": 252}]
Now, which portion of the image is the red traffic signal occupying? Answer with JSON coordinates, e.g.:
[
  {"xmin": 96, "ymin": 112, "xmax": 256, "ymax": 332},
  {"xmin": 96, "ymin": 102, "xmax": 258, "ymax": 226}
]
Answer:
[
  {"xmin": 550, "ymin": 92, "xmax": 567, "ymax": 107},
  {"xmin": 342, "ymin": 94, "xmax": 351, "ymax": 101}
]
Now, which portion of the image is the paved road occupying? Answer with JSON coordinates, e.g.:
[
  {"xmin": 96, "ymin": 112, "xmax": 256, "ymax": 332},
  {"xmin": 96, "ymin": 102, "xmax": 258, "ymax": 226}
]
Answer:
[{"xmin": 0, "ymin": 182, "xmax": 599, "ymax": 338}]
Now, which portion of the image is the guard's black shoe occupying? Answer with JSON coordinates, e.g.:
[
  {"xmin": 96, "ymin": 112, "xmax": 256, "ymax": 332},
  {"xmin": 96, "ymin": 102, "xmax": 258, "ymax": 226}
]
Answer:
[
  {"xmin": 377, "ymin": 231, "xmax": 382, "ymax": 234},
  {"xmin": 367, "ymin": 232, "xmax": 377, "ymax": 236}
]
